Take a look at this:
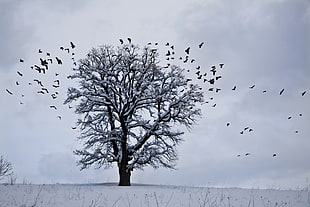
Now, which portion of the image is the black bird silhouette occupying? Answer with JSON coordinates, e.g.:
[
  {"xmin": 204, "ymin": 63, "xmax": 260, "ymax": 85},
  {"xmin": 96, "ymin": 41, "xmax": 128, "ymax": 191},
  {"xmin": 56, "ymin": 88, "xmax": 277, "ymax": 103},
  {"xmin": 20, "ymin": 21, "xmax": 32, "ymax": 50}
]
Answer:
[
  {"xmin": 34, "ymin": 65, "xmax": 45, "ymax": 74},
  {"xmin": 249, "ymin": 85, "xmax": 255, "ymax": 89},
  {"xmin": 196, "ymin": 66, "xmax": 201, "ymax": 70},
  {"xmin": 50, "ymin": 105, "xmax": 57, "ymax": 110},
  {"xmin": 226, "ymin": 122, "xmax": 230, "ymax": 127},
  {"xmin": 288, "ymin": 116, "xmax": 292, "ymax": 120},
  {"xmin": 210, "ymin": 68, "xmax": 216, "ymax": 76},
  {"xmin": 185, "ymin": 47, "xmax": 190, "ymax": 54},
  {"xmin": 245, "ymin": 153, "xmax": 250, "ymax": 156},
  {"xmin": 190, "ymin": 59, "xmax": 195, "ymax": 63},
  {"xmin": 51, "ymin": 94, "xmax": 57, "ymax": 99},
  {"xmin": 273, "ymin": 153, "xmax": 277, "ymax": 157},
  {"xmin": 232, "ymin": 86, "xmax": 237, "ymax": 90},
  {"xmin": 301, "ymin": 91, "xmax": 306, "ymax": 96},
  {"xmin": 55, "ymin": 57, "xmax": 62, "ymax": 64},
  {"xmin": 249, "ymin": 128, "xmax": 253, "ymax": 132},
  {"xmin": 279, "ymin": 88, "xmax": 285, "ymax": 95},
  {"xmin": 219, "ymin": 63, "xmax": 224, "ymax": 68},
  {"xmin": 65, "ymin": 48, "xmax": 70, "ymax": 53},
  {"xmin": 72, "ymin": 126, "xmax": 77, "ymax": 130},
  {"xmin": 57, "ymin": 115, "xmax": 62, "ymax": 120},
  {"xmin": 54, "ymin": 80, "xmax": 60, "ymax": 85},
  {"xmin": 240, "ymin": 131, "xmax": 244, "ymax": 135},
  {"xmin": 263, "ymin": 90, "xmax": 267, "ymax": 93},
  {"xmin": 16, "ymin": 81, "xmax": 20, "ymax": 85},
  {"xmin": 60, "ymin": 46, "xmax": 64, "ymax": 50},
  {"xmin": 6, "ymin": 89, "xmax": 13, "ymax": 95},
  {"xmin": 165, "ymin": 42, "xmax": 169, "ymax": 46},
  {"xmin": 42, "ymin": 88, "xmax": 49, "ymax": 93},
  {"xmin": 47, "ymin": 52, "xmax": 50, "ymax": 56},
  {"xmin": 119, "ymin": 39, "xmax": 124, "ymax": 44},
  {"xmin": 52, "ymin": 84, "xmax": 60, "ymax": 88},
  {"xmin": 208, "ymin": 79, "xmax": 215, "ymax": 85},
  {"xmin": 40, "ymin": 58, "xmax": 48, "ymax": 66},
  {"xmin": 127, "ymin": 37, "xmax": 132, "ymax": 43},
  {"xmin": 215, "ymin": 76, "xmax": 222, "ymax": 80},
  {"xmin": 17, "ymin": 71, "xmax": 23, "ymax": 76},
  {"xmin": 70, "ymin": 41, "xmax": 75, "ymax": 49},
  {"xmin": 215, "ymin": 88, "xmax": 221, "ymax": 93},
  {"xmin": 38, "ymin": 49, "xmax": 42, "ymax": 53},
  {"xmin": 212, "ymin": 103, "xmax": 216, "ymax": 107},
  {"xmin": 299, "ymin": 113, "xmax": 302, "ymax": 117},
  {"xmin": 19, "ymin": 58, "xmax": 24, "ymax": 63},
  {"xmin": 198, "ymin": 42, "xmax": 204, "ymax": 48}
]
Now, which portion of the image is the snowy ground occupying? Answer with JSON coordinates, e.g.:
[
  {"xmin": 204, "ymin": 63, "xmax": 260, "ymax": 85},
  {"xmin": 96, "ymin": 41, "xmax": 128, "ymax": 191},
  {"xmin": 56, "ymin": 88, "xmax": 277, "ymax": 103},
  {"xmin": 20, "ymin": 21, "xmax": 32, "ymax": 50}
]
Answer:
[{"xmin": 0, "ymin": 183, "xmax": 309, "ymax": 207}]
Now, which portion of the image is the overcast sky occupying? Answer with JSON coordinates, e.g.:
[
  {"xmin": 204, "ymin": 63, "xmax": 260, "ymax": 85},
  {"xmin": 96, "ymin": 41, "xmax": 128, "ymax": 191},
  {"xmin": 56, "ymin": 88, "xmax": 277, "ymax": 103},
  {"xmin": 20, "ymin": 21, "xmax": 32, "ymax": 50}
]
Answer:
[{"xmin": 1, "ymin": 0, "xmax": 309, "ymax": 189}]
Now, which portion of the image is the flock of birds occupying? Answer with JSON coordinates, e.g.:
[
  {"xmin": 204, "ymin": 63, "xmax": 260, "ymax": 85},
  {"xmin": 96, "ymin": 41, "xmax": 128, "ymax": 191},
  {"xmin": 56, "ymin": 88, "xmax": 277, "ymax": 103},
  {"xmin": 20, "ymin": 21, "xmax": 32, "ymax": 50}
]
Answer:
[
  {"xmin": 5, "ymin": 41, "xmax": 77, "ymax": 120},
  {"xmin": 5, "ymin": 38, "xmax": 308, "ymax": 159}
]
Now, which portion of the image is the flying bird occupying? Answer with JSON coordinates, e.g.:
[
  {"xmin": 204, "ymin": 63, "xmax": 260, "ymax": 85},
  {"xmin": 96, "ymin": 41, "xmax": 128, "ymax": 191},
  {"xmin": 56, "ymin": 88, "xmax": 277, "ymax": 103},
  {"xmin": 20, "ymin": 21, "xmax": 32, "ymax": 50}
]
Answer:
[
  {"xmin": 249, "ymin": 85, "xmax": 255, "ymax": 89},
  {"xmin": 16, "ymin": 81, "xmax": 20, "ymax": 85},
  {"xmin": 263, "ymin": 90, "xmax": 267, "ymax": 93},
  {"xmin": 219, "ymin": 63, "xmax": 224, "ymax": 68},
  {"xmin": 54, "ymin": 80, "xmax": 60, "ymax": 85},
  {"xmin": 273, "ymin": 153, "xmax": 277, "ymax": 157},
  {"xmin": 19, "ymin": 58, "xmax": 24, "ymax": 63},
  {"xmin": 38, "ymin": 49, "xmax": 42, "ymax": 53},
  {"xmin": 288, "ymin": 116, "xmax": 292, "ymax": 120},
  {"xmin": 50, "ymin": 105, "xmax": 57, "ymax": 110},
  {"xmin": 245, "ymin": 153, "xmax": 250, "ymax": 156},
  {"xmin": 226, "ymin": 123, "xmax": 230, "ymax": 127},
  {"xmin": 70, "ymin": 41, "xmax": 75, "ymax": 49},
  {"xmin": 119, "ymin": 39, "xmax": 124, "ymax": 44},
  {"xmin": 17, "ymin": 71, "xmax": 23, "ymax": 76},
  {"xmin": 57, "ymin": 115, "xmax": 62, "ymax": 120},
  {"xmin": 185, "ymin": 47, "xmax": 190, "ymax": 54},
  {"xmin": 198, "ymin": 42, "xmax": 204, "ymax": 48},
  {"xmin": 279, "ymin": 88, "xmax": 285, "ymax": 95},
  {"xmin": 208, "ymin": 79, "xmax": 215, "ymax": 85},
  {"xmin": 127, "ymin": 37, "xmax": 132, "ymax": 43},
  {"xmin": 232, "ymin": 86, "xmax": 237, "ymax": 90},
  {"xmin": 301, "ymin": 91, "xmax": 306, "ymax": 96},
  {"xmin": 5, "ymin": 89, "xmax": 13, "ymax": 95},
  {"xmin": 55, "ymin": 57, "xmax": 62, "ymax": 64}
]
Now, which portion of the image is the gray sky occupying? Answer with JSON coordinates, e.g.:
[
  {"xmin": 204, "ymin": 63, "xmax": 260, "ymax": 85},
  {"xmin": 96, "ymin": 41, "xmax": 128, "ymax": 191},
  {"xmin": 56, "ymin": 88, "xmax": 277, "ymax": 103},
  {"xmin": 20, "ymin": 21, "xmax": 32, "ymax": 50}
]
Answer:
[{"xmin": 1, "ymin": 0, "xmax": 309, "ymax": 189}]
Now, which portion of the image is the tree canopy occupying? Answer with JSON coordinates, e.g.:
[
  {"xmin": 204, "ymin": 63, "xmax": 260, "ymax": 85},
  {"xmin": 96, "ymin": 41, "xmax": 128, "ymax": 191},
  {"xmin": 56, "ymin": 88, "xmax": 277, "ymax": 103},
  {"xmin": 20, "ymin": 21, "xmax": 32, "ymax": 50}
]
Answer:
[{"xmin": 65, "ymin": 43, "xmax": 204, "ymax": 185}]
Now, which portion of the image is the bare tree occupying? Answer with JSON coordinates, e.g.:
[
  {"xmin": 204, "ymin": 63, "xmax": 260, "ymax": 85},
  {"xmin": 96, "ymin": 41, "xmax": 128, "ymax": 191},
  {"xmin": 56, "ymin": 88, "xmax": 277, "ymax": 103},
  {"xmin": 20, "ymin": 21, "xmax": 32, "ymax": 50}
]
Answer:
[
  {"xmin": 0, "ymin": 156, "xmax": 13, "ymax": 180},
  {"xmin": 65, "ymin": 44, "xmax": 204, "ymax": 186}
]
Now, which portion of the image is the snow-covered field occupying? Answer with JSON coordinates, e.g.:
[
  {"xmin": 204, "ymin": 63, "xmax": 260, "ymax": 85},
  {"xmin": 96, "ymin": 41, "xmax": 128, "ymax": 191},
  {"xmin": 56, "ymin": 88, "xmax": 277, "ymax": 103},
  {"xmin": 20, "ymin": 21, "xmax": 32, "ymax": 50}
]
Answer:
[{"xmin": 0, "ymin": 184, "xmax": 309, "ymax": 207}]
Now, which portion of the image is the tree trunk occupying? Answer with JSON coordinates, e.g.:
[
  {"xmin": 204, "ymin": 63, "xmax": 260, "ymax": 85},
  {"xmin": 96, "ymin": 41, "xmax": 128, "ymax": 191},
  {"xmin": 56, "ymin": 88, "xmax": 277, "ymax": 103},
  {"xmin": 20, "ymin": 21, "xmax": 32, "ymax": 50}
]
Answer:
[{"xmin": 118, "ymin": 164, "xmax": 131, "ymax": 186}]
